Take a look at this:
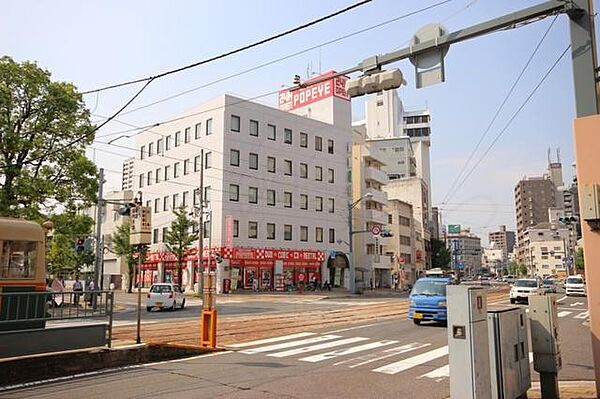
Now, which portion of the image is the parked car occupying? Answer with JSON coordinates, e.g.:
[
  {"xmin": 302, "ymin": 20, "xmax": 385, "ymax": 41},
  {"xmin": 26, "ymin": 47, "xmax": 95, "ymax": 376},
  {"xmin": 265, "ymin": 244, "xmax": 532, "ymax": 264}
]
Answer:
[
  {"xmin": 509, "ymin": 279, "xmax": 542, "ymax": 304},
  {"xmin": 480, "ymin": 276, "xmax": 491, "ymax": 286},
  {"xmin": 540, "ymin": 279, "xmax": 557, "ymax": 294},
  {"xmin": 408, "ymin": 276, "xmax": 453, "ymax": 325},
  {"xmin": 564, "ymin": 275, "xmax": 586, "ymax": 297},
  {"xmin": 146, "ymin": 283, "xmax": 186, "ymax": 311},
  {"xmin": 504, "ymin": 275, "xmax": 517, "ymax": 284}
]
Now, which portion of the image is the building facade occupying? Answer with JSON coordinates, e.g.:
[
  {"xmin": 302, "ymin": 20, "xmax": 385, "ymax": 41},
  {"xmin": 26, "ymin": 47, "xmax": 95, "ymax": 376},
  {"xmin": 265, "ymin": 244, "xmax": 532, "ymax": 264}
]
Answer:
[
  {"xmin": 522, "ymin": 222, "xmax": 575, "ymax": 277},
  {"xmin": 447, "ymin": 229, "xmax": 482, "ymax": 277},
  {"xmin": 488, "ymin": 225, "xmax": 516, "ymax": 263},
  {"xmin": 382, "ymin": 199, "xmax": 418, "ymax": 287}
]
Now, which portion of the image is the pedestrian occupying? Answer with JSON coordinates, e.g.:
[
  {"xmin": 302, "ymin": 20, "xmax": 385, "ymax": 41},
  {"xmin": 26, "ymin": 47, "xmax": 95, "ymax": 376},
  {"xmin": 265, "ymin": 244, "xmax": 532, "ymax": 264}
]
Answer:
[
  {"xmin": 87, "ymin": 280, "xmax": 96, "ymax": 305},
  {"xmin": 73, "ymin": 277, "xmax": 83, "ymax": 306}
]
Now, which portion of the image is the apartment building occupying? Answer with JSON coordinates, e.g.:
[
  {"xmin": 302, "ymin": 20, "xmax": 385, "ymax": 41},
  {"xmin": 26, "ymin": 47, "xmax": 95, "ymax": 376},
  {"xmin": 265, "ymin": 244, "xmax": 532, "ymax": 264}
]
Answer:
[
  {"xmin": 382, "ymin": 199, "xmax": 418, "ymax": 287},
  {"xmin": 522, "ymin": 222, "xmax": 574, "ymax": 277},
  {"xmin": 447, "ymin": 228, "xmax": 482, "ymax": 277}
]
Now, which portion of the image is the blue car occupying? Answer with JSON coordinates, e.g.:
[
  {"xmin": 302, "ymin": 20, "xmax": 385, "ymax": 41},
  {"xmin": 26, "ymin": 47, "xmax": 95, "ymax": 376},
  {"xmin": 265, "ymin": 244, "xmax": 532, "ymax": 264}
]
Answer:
[{"xmin": 408, "ymin": 277, "xmax": 452, "ymax": 325}]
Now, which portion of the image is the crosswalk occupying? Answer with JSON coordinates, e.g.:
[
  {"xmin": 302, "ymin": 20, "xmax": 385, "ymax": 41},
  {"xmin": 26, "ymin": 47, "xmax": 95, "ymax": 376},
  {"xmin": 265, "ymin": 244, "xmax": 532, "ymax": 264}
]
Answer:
[{"xmin": 229, "ymin": 332, "xmax": 450, "ymax": 380}]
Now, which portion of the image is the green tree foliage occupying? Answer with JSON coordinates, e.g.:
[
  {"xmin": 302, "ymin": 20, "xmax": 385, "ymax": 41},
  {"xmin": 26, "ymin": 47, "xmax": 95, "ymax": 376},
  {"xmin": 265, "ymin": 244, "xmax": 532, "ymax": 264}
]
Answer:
[
  {"xmin": 518, "ymin": 263, "xmax": 529, "ymax": 277},
  {"xmin": 575, "ymin": 247, "xmax": 585, "ymax": 273},
  {"xmin": 0, "ymin": 56, "xmax": 97, "ymax": 219},
  {"xmin": 431, "ymin": 238, "xmax": 451, "ymax": 269},
  {"xmin": 112, "ymin": 221, "xmax": 147, "ymax": 293},
  {"xmin": 46, "ymin": 212, "xmax": 95, "ymax": 277},
  {"xmin": 165, "ymin": 207, "xmax": 198, "ymax": 290}
]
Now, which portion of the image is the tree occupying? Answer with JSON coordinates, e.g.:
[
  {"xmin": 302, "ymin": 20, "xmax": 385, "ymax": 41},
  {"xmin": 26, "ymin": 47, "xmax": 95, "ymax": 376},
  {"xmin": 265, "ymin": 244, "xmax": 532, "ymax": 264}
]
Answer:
[
  {"xmin": 0, "ymin": 56, "xmax": 98, "ymax": 220},
  {"xmin": 431, "ymin": 238, "xmax": 451, "ymax": 269},
  {"xmin": 46, "ymin": 212, "xmax": 94, "ymax": 277},
  {"xmin": 165, "ymin": 207, "xmax": 198, "ymax": 290},
  {"xmin": 112, "ymin": 221, "xmax": 147, "ymax": 293},
  {"xmin": 518, "ymin": 263, "xmax": 528, "ymax": 277},
  {"xmin": 575, "ymin": 247, "xmax": 585, "ymax": 273}
]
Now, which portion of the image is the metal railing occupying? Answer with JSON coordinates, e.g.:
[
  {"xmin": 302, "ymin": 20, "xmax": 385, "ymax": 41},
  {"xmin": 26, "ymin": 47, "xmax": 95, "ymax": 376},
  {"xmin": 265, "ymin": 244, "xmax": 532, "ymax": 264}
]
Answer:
[{"xmin": 0, "ymin": 290, "xmax": 114, "ymax": 347}]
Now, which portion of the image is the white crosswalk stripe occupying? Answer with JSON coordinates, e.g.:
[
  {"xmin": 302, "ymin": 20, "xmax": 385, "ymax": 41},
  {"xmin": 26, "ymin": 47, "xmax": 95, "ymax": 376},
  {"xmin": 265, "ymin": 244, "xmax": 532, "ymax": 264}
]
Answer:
[
  {"xmin": 300, "ymin": 340, "xmax": 397, "ymax": 363},
  {"xmin": 557, "ymin": 311, "xmax": 572, "ymax": 318},
  {"xmin": 574, "ymin": 311, "xmax": 589, "ymax": 319},
  {"xmin": 342, "ymin": 342, "xmax": 431, "ymax": 368},
  {"xmin": 228, "ymin": 332, "xmax": 316, "ymax": 348},
  {"xmin": 268, "ymin": 337, "xmax": 369, "ymax": 358},
  {"xmin": 419, "ymin": 364, "xmax": 449, "ymax": 381},
  {"xmin": 372, "ymin": 346, "xmax": 449, "ymax": 375},
  {"xmin": 240, "ymin": 334, "xmax": 340, "ymax": 354}
]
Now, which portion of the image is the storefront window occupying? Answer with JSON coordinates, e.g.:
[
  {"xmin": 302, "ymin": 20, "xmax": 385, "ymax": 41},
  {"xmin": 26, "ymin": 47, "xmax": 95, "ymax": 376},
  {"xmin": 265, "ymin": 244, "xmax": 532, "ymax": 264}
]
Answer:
[{"xmin": 0, "ymin": 240, "xmax": 37, "ymax": 279}]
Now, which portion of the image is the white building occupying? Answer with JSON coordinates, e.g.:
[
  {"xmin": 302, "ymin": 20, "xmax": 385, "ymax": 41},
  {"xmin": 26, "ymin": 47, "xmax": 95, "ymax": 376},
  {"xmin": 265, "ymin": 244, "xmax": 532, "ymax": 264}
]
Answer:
[
  {"xmin": 523, "ymin": 222, "xmax": 575, "ymax": 277},
  {"xmin": 124, "ymin": 74, "xmax": 353, "ymax": 291},
  {"xmin": 447, "ymin": 228, "xmax": 482, "ymax": 277}
]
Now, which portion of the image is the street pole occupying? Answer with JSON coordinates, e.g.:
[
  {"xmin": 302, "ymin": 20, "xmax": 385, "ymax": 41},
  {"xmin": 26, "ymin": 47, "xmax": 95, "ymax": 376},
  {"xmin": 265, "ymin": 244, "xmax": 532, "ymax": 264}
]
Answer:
[
  {"xmin": 208, "ymin": 209, "xmax": 212, "ymax": 277},
  {"xmin": 94, "ymin": 168, "xmax": 104, "ymax": 292},
  {"xmin": 136, "ymin": 243, "xmax": 142, "ymax": 344},
  {"xmin": 196, "ymin": 149, "xmax": 204, "ymax": 296},
  {"xmin": 348, "ymin": 202, "xmax": 355, "ymax": 294}
]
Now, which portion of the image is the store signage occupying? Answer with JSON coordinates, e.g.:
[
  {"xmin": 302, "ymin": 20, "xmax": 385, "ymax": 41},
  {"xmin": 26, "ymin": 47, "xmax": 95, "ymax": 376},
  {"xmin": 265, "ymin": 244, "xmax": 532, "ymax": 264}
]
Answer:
[{"xmin": 278, "ymin": 71, "xmax": 349, "ymax": 111}]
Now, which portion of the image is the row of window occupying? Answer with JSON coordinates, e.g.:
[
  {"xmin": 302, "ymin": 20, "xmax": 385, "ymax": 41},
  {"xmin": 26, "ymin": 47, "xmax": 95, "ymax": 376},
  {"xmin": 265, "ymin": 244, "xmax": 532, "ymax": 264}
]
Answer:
[
  {"xmin": 229, "ymin": 150, "xmax": 335, "ymax": 181},
  {"xmin": 138, "ymin": 152, "xmax": 213, "ymax": 188},
  {"xmin": 140, "ymin": 118, "xmax": 214, "ymax": 160},
  {"xmin": 228, "ymin": 184, "xmax": 335, "ymax": 212},
  {"xmin": 230, "ymin": 114, "xmax": 335, "ymax": 153},
  {"xmin": 387, "ymin": 214, "xmax": 411, "ymax": 227},
  {"xmin": 147, "ymin": 187, "xmax": 210, "ymax": 214}
]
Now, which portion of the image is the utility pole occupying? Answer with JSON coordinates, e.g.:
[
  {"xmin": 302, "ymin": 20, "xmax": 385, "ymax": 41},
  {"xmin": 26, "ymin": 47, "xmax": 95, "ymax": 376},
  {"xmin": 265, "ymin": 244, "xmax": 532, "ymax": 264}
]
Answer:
[
  {"xmin": 94, "ymin": 168, "xmax": 104, "ymax": 292},
  {"xmin": 196, "ymin": 149, "xmax": 204, "ymax": 296}
]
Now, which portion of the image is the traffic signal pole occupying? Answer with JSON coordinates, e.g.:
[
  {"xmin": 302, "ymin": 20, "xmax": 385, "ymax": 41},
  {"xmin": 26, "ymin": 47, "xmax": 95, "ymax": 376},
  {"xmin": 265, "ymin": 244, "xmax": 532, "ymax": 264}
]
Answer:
[{"xmin": 94, "ymin": 168, "xmax": 104, "ymax": 293}]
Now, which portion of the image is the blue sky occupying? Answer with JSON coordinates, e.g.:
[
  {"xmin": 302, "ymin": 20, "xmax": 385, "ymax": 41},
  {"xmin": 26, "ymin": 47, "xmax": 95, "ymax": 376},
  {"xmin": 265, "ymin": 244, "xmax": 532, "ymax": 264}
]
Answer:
[{"xmin": 1, "ymin": 0, "xmax": 591, "ymax": 243}]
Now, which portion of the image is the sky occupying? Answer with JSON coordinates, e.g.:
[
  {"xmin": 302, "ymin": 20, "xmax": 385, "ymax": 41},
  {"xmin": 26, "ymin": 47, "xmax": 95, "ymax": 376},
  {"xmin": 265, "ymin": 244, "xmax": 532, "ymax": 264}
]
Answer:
[{"xmin": 1, "ymin": 0, "xmax": 592, "ymax": 245}]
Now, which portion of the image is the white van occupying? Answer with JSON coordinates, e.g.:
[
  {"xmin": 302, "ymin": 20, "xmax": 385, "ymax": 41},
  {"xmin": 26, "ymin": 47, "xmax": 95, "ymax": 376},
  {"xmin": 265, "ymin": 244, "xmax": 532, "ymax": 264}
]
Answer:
[{"xmin": 564, "ymin": 275, "xmax": 586, "ymax": 297}]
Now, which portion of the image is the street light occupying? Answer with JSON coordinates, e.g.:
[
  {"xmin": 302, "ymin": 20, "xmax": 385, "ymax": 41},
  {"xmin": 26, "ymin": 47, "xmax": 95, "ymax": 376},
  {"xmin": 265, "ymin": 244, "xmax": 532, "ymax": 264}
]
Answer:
[{"xmin": 348, "ymin": 192, "xmax": 373, "ymax": 294}]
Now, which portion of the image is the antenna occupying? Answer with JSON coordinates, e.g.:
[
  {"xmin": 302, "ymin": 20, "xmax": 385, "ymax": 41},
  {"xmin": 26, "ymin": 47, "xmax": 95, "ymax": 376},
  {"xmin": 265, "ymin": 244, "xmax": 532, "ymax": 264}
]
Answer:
[
  {"xmin": 547, "ymin": 147, "xmax": 551, "ymax": 163},
  {"xmin": 557, "ymin": 147, "xmax": 561, "ymax": 163},
  {"xmin": 318, "ymin": 47, "xmax": 322, "ymax": 74}
]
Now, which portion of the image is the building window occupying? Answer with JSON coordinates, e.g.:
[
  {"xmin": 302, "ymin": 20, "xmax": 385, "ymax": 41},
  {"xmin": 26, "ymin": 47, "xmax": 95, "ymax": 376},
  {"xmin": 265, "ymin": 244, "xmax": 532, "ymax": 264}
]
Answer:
[
  {"xmin": 388, "ymin": 214, "xmax": 393, "ymax": 224},
  {"xmin": 315, "ymin": 136, "xmax": 322, "ymax": 151},
  {"xmin": 300, "ymin": 226, "xmax": 308, "ymax": 242},
  {"xmin": 329, "ymin": 228, "xmax": 335, "ymax": 244},
  {"xmin": 206, "ymin": 118, "xmax": 213, "ymax": 135},
  {"xmin": 284, "ymin": 192, "xmax": 292, "ymax": 208},
  {"xmin": 315, "ymin": 196, "xmax": 323, "ymax": 212},
  {"xmin": 174, "ymin": 162, "xmax": 180, "ymax": 178},
  {"xmin": 399, "ymin": 216, "xmax": 410, "ymax": 226},
  {"xmin": 267, "ymin": 124, "xmax": 276, "ymax": 140},
  {"xmin": 248, "ymin": 221, "xmax": 258, "ymax": 239},
  {"xmin": 195, "ymin": 122, "xmax": 202, "ymax": 139},
  {"xmin": 182, "ymin": 191, "xmax": 189, "ymax": 208},
  {"xmin": 172, "ymin": 193, "xmax": 179, "ymax": 209},
  {"xmin": 284, "ymin": 160, "xmax": 292, "ymax": 176},
  {"xmin": 184, "ymin": 159, "xmax": 191, "ymax": 175},
  {"xmin": 148, "ymin": 142, "xmax": 154, "ymax": 157},
  {"xmin": 147, "ymin": 171, "xmax": 152, "ymax": 186},
  {"xmin": 140, "ymin": 145, "xmax": 146, "ymax": 160},
  {"xmin": 184, "ymin": 127, "xmax": 191, "ymax": 143},
  {"xmin": 249, "ymin": 119, "xmax": 259, "ymax": 136},
  {"xmin": 139, "ymin": 174, "xmax": 144, "ymax": 188},
  {"xmin": 316, "ymin": 227, "xmax": 323, "ymax": 242},
  {"xmin": 229, "ymin": 184, "xmax": 239, "ymax": 202},
  {"xmin": 230, "ymin": 149, "xmax": 240, "ymax": 167},
  {"xmin": 161, "ymin": 227, "xmax": 168, "ymax": 242},
  {"xmin": 231, "ymin": 115, "xmax": 241, "ymax": 132},
  {"xmin": 157, "ymin": 139, "xmax": 163, "ymax": 155},
  {"xmin": 315, "ymin": 166, "xmax": 323, "ymax": 181},
  {"xmin": 204, "ymin": 186, "xmax": 211, "ymax": 204},
  {"xmin": 328, "ymin": 198, "xmax": 335, "ymax": 213},
  {"xmin": 300, "ymin": 132, "xmax": 308, "ymax": 148},
  {"xmin": 300, "ymin": 163, "xmax": 308, "ymax": 179},
  {"xmin": 267, "ymin": 189, "xmax": 276, "ymax": 206},
  {"xmin": 328, "ymin": 168, "xmax": 334, "ymax": 183},
  {"xmin": 267, "ymin": 156, "xmax": 276, "ymax": 173},
  {"xmin": 267, "ymin": 223, "xmax": 276, "ymax": 240},
  {"xmin": 249, "ymin": 153, "xmax": 258, "ymax": 170},
  {"xmin": 205, "ymin": 151, "xmax": 212, "ymax": 169},
  {"xmin": 300, "ymin": 194, "xmax": 308, "ymax": 210},
  {"xmin": 327, "ymin": 139, "xmax": 334, "ymax": 154},
  {"xmin": 193, "ymin": 189, "xmax": 200, "ymax": 205},
  {"xmin": 233, "ymin": 220, "xmax": 239, "ymax": 237},
  {"xmin": 154, "ymin": 198, "xmax": 160, "ymax": 214},
  {"xmin": 284, "ymin": 128, "xmax": 292, "ymax": 144},
  {"xmin": 274, "ymin": 224, "xmax": 289, "ymax": 243},
  {"xmin": 152, "ymin": 228, "xmax": 159, "ymax": 244},
  {"xmin": 175, "ymin": 131, "xmax": 181, "ymax": 147},
  {"xmin": 194, "ymin": 155, "xmax": 202, "ymax": 172},
  {"xmin": 165, "ymin": 135, "xmax": 171, "ymax": 151},
  {"xmin": 163, "ymin": 196, "xmax": 169, "ymax": 212},
  {"xmin": 203, "ymin": 220, "xmax": 210, "ymax": 239},
  {"xmin": 249, "ymin": 187, "xmax": 258, "ymax": 204}
]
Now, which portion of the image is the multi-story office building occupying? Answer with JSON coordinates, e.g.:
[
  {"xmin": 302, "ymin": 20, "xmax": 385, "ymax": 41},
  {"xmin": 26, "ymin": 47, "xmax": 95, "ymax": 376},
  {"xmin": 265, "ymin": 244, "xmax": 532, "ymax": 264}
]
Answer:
[
  {"xmin": 446, "ymin": 228, "xmax": 482, "ymax": 277},
  {"xmin": 522, "ymin": 222, "xmax": 575, "ymax": 277},
  {"xmin": 124, "ymin": 77, "xmax": 352, "ymax": 291},
  {"xmin": 482, "ymin": 246, "xmax": 504, "ymax": 275},
  {"xmin": 514, "ymin": 176, "xmax": 557, "ymax": 263},
  {"xmin": 488, "ymin": 225, "xmax": 516, "ymax": 261},
  {"xmin": 382, "ymin": 199, "xmax": 418, "ymax": 287},
  {"xmin": 121, "ymin": 158, "xmax": 134, "ymax": 191}
]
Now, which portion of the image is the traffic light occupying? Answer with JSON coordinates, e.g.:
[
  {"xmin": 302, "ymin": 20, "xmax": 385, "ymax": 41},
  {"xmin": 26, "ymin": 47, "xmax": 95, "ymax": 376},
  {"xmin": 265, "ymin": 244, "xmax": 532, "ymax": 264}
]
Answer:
[
  {"xmin": 558, "ymin": 216, "xmax": 578, "ymax": 224},
  {"xmin": 345, "ymin": 68, "xmax": 406, "ymax": 98},
  {"xmin": 75, "ymin": 238, "xmax": 85, "ymax": 253},
  {"xmin": 117, "ymin": 202, "xmax": 137, "ymax": 216},
  {"xmin": 379, "ymin": 230, "xmax": 393, "ymax": 238},
  {"xmin": 293, "ymin": 74, "xmax": 302, "ymax": 86}
]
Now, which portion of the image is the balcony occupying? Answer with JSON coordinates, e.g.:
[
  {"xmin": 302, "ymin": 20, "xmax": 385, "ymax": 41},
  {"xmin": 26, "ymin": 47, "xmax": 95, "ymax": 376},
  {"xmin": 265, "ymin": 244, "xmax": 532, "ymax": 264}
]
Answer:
[
  {"xmin": 364, "ymin": 208, "xmax": 388, "ymax": 225},
  {"xmin": 364, "ymin": 167, "xmax": 389, "ymax": 185},
  {"xmin": 369, "ymin": 189, "xmax": 387, "ymax": 205}
]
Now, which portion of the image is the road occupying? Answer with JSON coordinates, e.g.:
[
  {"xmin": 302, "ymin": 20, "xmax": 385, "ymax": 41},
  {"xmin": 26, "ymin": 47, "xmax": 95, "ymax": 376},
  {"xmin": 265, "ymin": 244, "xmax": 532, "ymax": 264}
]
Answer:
[{"xmin": 1, "ymin": 290, "xmax": 593, "ymax": 398}]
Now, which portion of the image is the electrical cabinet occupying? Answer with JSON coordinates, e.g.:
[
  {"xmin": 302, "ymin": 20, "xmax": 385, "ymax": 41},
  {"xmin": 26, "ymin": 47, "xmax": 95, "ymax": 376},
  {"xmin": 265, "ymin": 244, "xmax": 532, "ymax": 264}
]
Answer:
[
  {"xmin": 448, "ymin": 285, "xmax": 491, "ymax": 398},
  {"xmin": 529, "ymin": 295, "xmax": 562, "ymax": 373},
  {"xmin": 488, "ymin": 306, "xmax": 531, "ymax": 399}
]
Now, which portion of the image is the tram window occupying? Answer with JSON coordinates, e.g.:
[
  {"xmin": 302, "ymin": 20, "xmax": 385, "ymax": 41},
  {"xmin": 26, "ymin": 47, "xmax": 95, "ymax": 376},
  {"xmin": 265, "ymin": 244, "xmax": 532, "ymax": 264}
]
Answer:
[{"xmin": 0, "ymin": 240, "xmax": 37, "ymax": 279}]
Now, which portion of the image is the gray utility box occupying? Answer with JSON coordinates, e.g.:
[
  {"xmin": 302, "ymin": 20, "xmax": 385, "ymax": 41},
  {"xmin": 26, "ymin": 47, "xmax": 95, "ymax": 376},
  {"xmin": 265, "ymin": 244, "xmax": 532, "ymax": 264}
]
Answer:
[
  {"xmin": 528, "ymin": 295, "xmax": 562, "ymax": 373},
  {"xmin": 488, "ymin": 306, "xmax": 531, "ymax": 399},
  {"xmin": 448, "ymin": 285, "xmax": 492, "ymax": 399}
]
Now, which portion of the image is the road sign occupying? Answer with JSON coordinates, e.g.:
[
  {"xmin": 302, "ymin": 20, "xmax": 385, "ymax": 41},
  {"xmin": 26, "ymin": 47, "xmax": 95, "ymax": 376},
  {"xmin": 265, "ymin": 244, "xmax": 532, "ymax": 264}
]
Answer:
[
  {"xmin": 456, "ymin": 262, "xmax": 464, "ymax": 270},
  {"xmin": 371, "ymin": 225, "xmax": 382, "ymax": 236},
  {"xmin": 448, "ymin": 224, "xmax": 461, "ymax": 234}
]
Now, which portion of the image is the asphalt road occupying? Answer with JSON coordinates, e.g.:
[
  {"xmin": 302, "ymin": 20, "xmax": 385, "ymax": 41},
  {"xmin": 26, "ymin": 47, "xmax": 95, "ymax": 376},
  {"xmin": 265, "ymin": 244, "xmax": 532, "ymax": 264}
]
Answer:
[{"xmin": 3, "ymin": 292, "xmax": 593, "ymax": 399}]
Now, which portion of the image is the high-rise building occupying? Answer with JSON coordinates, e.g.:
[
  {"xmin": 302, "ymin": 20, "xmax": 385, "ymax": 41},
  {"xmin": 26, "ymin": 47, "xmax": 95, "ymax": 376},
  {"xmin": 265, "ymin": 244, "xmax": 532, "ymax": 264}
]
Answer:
[
  {"xmin": 514, "ymin": 176, "xmax": 557, "ymax": 263},
  {"xmin": 431, "ymin": 207, "xmax": 441, "ymax": 241},
  {"xmin": 446, "ymin": 228, "xmax": 482, "ymax": 277},
  {"xmin": 488, "ymin": 225, "xmax": 516, "ymax": 259},
  {"xmin": 121, "ymin": 158, "xmax": 134, "ymax": 191}
]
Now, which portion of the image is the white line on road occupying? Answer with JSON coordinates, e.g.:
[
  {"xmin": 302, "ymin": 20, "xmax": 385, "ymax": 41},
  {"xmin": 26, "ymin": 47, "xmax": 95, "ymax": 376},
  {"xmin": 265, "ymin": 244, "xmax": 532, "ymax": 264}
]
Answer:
[
  {"xmin": 268, "ymin": 337, "xmax": 369, "ymax": 358},
  {"xmin": 240, "ymin": 334, "xmax": 340, "ymax": 354},
  {"xmin": 556, "ymin": 296, "xmax": 568, "ymax": 303},
  {"xmin": 570, "ymin": 302, "xmax": 584, "ymax": 307},
  {"xmin": 557, "ymin": 311, "xmax": 572, "ymax": 318},
  {"xmin": 341, "ymin": 342, "xmax": 431, "ymax": 368},
  {"xmin": 574, "ymin": 311, "xmax": 589, "ymax": 320},
  {"xmin": 228, "ymin": 332, "xmax": 316, "ymax": 348},
  {"xmin": 418, "ymin": 364, "xmax": 449, "ymax": 381},
  {"xmin": 324, "ymin": 323, "xmax": 380, "ymax": 334},
  {"xmin": 300, "ymin": 340, "xmax": 397, "ymax": 363},
  {"xmin": 372, "ymin": 346, "xmax": 449, "ymax": 375}
]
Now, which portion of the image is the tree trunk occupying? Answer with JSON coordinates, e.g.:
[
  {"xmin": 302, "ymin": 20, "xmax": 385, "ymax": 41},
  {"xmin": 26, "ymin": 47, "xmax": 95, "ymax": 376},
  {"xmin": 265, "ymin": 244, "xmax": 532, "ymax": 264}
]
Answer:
[{"xmin": 177, "ymin": 261, "xmax": 183, "ymax": 290}]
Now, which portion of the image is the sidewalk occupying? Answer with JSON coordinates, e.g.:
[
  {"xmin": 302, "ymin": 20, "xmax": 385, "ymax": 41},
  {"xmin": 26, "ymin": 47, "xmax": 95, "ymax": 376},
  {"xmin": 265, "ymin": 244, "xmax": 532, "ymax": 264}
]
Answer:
[{"xmin": 527, "ymin": 381, "xmax": 596, "ymax": 399}]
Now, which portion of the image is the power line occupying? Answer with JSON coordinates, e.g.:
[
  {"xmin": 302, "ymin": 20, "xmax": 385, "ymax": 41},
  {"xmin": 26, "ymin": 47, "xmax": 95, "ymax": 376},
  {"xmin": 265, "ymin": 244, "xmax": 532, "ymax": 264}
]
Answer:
[
  {"xmin": 444, "ymin": 44, "xmax": 571, "ymax": 205},
  {"xmin": 440, "ymin": 15, "xmax": 558, "ymax": 206},
  {"xmin": 81, "ymin": 0, "xmax": 374, "ymax": 95}
]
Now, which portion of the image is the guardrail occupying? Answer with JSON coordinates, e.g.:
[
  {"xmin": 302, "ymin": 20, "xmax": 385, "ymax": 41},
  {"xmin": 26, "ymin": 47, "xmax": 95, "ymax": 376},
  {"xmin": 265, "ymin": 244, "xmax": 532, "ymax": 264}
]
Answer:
[{"xmin": 0, "ymin": 290, "xmax": 114, "ymax": 347}]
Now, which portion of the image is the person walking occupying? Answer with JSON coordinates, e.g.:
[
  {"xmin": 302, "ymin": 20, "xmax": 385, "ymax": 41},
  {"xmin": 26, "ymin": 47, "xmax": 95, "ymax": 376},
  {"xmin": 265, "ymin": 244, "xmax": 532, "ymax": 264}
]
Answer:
[{"xmin": 73, "ymin": 277, "xmax": 83, "ymax": 306}]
